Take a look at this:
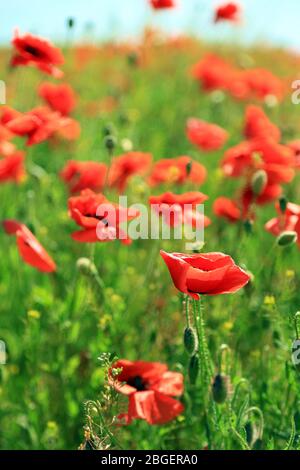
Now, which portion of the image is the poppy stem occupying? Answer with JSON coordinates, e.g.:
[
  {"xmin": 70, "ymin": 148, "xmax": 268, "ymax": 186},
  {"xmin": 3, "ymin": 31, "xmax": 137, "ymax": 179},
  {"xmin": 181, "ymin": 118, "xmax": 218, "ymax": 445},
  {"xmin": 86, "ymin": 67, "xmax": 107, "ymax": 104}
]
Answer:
[{"xmin": 195, "ymin": 298, "xmax": 213, "ymax": 382}]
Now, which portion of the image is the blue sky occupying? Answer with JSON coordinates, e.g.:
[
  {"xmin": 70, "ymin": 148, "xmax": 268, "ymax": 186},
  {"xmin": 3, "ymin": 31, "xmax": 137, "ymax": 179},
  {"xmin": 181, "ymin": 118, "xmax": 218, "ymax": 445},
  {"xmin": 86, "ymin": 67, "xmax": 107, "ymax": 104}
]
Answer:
[{"xmin": 1, "ymin": 0, "xmax": 300, "ymax": 50}]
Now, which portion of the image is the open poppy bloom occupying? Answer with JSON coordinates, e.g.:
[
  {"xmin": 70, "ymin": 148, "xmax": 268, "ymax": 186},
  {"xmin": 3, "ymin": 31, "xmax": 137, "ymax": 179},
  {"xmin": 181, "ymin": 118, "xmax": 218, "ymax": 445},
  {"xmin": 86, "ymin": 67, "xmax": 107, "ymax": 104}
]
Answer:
[
  {"xmin": 108, "ymin": 152, "xmax": 152, "ymax": 193},
  {"xmin": 11, "ymin": 31, "xmax": 64, "ymax": 78},
  {"xmin": 287, "ymin": 140, "xmax": 300, "ymax": 169},
  {"xmin": 111, "ymin": 359, "xmax": 184, "ymax": 425},
  {"xmin": 68, "ymin": 189, "xmax": 139, "ymax": 244},
  {"xmin": 3, "ymin": 220, "xmax": 56, "ymax": 273},
  {"xmin": 192, "ymin": 54, "xmax": 233, "ymax": 92},
  {"xmin": 60, "ymin": 160, "xmax": 108, "ymax": 194},
  {"xmin": 149, "ymin": 156, "xmax": 207, "ymax": 187},
  {"xmin": 192, "ymin": 55, "xmax": 283, "ymax": 102},
  {"xmin": 38, "ymin": 82, "xmax": 76, "ymax": 116},
  {"xmin": 242, "ymin": 69, "xmax": 283, "ymax": 102},
  {"xmin": 214, "ymin": 2, "xmax": 241, "ymax": 23},
  {"xmin": 186, "ymin": 118, "xmax": 228, "ymax": 152},
  {"xmin": 3, "ymin": 106, "xmax": 80, "ymax": 146},
  {"xmin": 244, "ymin": 106, "xmax": 281, "ymax": 142},
  {"xmin": 265, "ymin": 202, "xmax": 300, "ymax": 245},
  {"xmin": 160, "ymin": 251, "xmax": 250, "ymax": 299},
  {"xmin": 0, "ymin": 149, "xmax": 25, "ymax": 184},
  {"xmin": 213, "ymin": 197, "xmax": 241, "ymax": 223},
  {"xmin": 149, "ymin": 191, "xmax": 211, "ymax": 228},
  {"xmin": 150, "ymin": 0, "xmax": 176, "ymax": 9}
]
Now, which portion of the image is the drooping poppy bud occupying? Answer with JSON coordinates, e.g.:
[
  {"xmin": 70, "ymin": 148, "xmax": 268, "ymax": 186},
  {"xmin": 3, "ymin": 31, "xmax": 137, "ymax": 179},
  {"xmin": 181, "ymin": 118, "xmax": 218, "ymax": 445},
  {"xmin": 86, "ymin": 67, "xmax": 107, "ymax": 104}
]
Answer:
[
  {"xmin": 184, "ymin": 327, "xmax": 198, "ymax": 356},
  {"xmin": 76, "ymin": 257, "xmax": 98, "ymax": 277},
  {"xmin": 188, "ymin": 354, "xmax": 200, "ymax": 385},
  {"xmin": 276, "ymin": 231, "xmax": 298, "ymax": 247},
  {"xmin": 212, "ymin": 373, "xmax": 229, "ymax": 404},
  {"xmin": 251, "ymin": 169, "xmax": 267, "ymax": 196}
]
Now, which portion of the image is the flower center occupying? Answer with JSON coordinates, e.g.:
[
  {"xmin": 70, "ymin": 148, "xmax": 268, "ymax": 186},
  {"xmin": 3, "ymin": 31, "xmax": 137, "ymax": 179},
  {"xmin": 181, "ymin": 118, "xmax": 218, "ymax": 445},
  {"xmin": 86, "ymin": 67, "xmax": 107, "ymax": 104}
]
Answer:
[
  {"xmin": 127, "ymin": 375, "xmax": 147, "ymax": 391},
  {"xmin": 24, "ymin": 45, "xmax": 43, "ymax": 59}
]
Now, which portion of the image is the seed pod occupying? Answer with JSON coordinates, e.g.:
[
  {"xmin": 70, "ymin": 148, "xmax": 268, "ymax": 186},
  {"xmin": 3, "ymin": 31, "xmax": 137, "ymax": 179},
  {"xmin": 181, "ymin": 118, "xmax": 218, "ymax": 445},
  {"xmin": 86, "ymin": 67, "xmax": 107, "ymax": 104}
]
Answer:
[
  {"xmin": 251, "ymin": 169, "xmax": 267, "ymax": 196},
  {"xmin": 276, "ymin": 231, "xmax": 297, "ymax": 247},
  {"xmin": 188, "ymin": 354, "xmax": 199, "ymax": 385},
  {"xmin": 212, "ymin": 374, "xmax": 228, "ymax": 404},
  {"xmin": 184, "ymin": 327, "xmax": 198, "ymax": 356},
  {"xmin": 279, "ymin": 195, "xmax": 288, "ymax": 214}
]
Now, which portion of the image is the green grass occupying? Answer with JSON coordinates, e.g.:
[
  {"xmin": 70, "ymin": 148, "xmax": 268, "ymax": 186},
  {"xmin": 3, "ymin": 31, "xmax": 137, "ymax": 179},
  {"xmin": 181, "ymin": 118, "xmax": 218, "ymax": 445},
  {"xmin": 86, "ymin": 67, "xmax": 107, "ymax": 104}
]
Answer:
[{"xmin": 1, "ymin": 39, "xmax": 300, "ymax": 450}]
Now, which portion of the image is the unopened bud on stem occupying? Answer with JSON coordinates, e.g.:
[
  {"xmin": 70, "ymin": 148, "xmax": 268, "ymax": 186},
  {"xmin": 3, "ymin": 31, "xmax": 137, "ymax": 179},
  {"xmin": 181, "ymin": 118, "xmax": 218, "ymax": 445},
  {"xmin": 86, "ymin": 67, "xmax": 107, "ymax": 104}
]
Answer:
[{"xmin": 251, "ymin": 170, "xmax": 267, "ymax": 196}]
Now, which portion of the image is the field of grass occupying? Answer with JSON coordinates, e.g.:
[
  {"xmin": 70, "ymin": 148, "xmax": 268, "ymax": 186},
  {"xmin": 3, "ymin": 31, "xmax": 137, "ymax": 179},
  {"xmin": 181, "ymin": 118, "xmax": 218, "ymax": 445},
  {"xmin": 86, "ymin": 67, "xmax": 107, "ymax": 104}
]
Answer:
[{"xmin": 1, "ymin": 33, "xmax": 300, "ymax": 450}]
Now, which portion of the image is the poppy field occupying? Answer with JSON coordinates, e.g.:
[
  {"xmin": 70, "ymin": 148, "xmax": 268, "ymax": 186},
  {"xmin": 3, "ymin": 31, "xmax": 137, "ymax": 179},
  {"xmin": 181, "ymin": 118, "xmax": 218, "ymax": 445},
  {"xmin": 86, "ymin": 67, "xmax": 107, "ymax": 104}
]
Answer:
[{"xmin": 1, "ymin": 0, "xmax": 300, "ymax": 451}]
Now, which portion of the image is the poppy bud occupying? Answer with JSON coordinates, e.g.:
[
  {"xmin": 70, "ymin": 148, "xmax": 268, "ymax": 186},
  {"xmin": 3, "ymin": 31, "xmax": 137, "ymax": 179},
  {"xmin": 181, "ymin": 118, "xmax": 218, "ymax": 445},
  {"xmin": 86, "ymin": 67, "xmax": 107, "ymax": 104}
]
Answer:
[
  {"xmin": 67, "ymin": 17, "xmax": 75, "ymax": 29},
  {"xmin": 104, "ymin": 135, "xmax": 116, "ymax": 153},
  {"xmin": 188, "ymin": 354, "xmax": 200, "ymax": 385},
  {"xmin": 212, "ymin": 373, "xmax": 229, "ymax": 404},
  {"xmin": 243, "ymin": 219, "xmax": 253, "ymax": 235},
  {"xmin": 184, "ymin": 327, "xmax": 198, "ymax": 356},
  {"xmin": 103, "ymin": 122, "xmax": 116, "ymax": 137},
  {"xmin": 251, "ymin": 170, "xmax": 267, "ymax": 196},
  {"xmin": 276, "ymin": 231, "xmax": 298, "ymax": 247},
  {"xmin": 279, "ymin": 195, "xmax": 288, "ymax": 214},
  {"xmin": 76, "ymin": 257, "xmax": 97, "ymax": 277},
  {"xmin": 186, "ymin": 161, "xmax": 193, "ymax": 176}
]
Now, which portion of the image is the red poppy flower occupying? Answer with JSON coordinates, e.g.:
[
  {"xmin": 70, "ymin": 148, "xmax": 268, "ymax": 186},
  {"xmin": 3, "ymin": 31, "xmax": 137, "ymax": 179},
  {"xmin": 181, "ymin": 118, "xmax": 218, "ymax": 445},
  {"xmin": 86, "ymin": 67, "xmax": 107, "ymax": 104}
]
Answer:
[
  {"xmin": 108, "ymin": 152, "xmax": 152, "ymax": 193},
  {"xmin": 3, "ymin": 220, "xmax": 56, "ymax": 273},
  {"xmin": 160, "ymin": 251, "xmax": 250, "ymax": 299},
  {"xmin": 244, "ymin": 106, "xmax": 281, "ymax": 142},
  {"xmin": 11, "ymin": 31, "xmax": 64, "ymax": 78},
  {"xmin": 149, "ymin": 191, "xmax": 211, "ymax": 228},
  {"xmin": 191, "ymin": 55, "xmax": 283, "ymax": 103},
  {"xmin": 149, "ymin": 156, "xmax": 207, "ymax": 187},
  {"xmin": 68, "ymin": 189, "xmax": 139, "ymax": 244},
  {"xmin": 150, "ymin": 0, "xmax": 176, "ymax": 9},
  {"xmin": 265, "ymin": 202, "xmax": 300, "ymax": 243},
  {"xmin": 192, "ymin": 54, "xmax": 233, "ymax": 92},
  {"xmin": 38, "ymin": 82, "xmax": 76, "ymax": 116},
  {"xmin": 60, "ymin": 160, "xmax": 107, "ymax": 194},
  {"xmin": 214, "ymin": 2, "xmax": 241, "ymax": 23},
  {"xmin": 287, "ymin": 140, "xmax": 300, "ymax": 168},
  {"xmin": 222, "ymin": 141, "xmax": 254, "ymax": 178},
  {"xmin": 186, "ymin": 118, "xmax": 228, "ymax": 152},
  {"xmin": 0, "ymin": 151, "xmax": 25, "ymax": 184},
  {"xmin": 213, "ymin": 197, "xmax": 241, "ymax": 223},
  {"xmin": 4, "ymin": 106, "xmax": 80, "ymax": 146},
  {"xmin": 111, "ymin": 359, "xmax": 184, "ymax": 425},
  {"xmin": 242, "ymin": 69, "xmax": 283, "ymax": 101}
]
